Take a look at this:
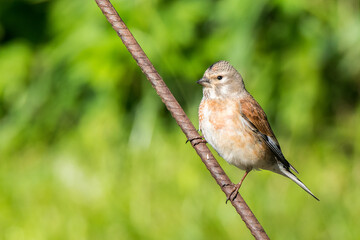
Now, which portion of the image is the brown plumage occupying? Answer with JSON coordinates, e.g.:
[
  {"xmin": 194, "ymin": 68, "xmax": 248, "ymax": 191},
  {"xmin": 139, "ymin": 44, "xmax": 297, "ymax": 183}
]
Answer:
[{"xmin": 197, "ymin": 60, "xmax": 318, "ymax": 201}]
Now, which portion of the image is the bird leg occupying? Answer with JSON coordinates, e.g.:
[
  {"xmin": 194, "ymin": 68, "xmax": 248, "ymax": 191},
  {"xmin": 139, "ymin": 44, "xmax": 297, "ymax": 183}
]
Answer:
[
  {"xmin": 186, "ymin": 136, "xmax": 207, "ymax": 146},
  {"xmin": 226, "ymin": 170, "xmax": 250, "ymax": 203}
]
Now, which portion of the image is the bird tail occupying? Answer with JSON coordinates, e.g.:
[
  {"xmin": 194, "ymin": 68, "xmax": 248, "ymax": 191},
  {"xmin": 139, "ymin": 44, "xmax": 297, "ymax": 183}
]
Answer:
[{"xmin": 278, "ymin": 164, "xmax": 319, "ymax": 201}]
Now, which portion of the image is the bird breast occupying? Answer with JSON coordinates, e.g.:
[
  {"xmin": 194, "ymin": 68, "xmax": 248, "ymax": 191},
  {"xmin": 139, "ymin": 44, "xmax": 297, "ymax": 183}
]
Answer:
[{"xmin": 199, "ymin": 97, "xmax": 272, "ymax": 171}]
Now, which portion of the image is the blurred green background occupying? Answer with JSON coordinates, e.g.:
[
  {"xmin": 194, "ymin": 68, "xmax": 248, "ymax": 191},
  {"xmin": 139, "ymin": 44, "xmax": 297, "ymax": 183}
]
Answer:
[{"xmin": 0, "ymin": 0, "xmax": 359, "ymax": 239}]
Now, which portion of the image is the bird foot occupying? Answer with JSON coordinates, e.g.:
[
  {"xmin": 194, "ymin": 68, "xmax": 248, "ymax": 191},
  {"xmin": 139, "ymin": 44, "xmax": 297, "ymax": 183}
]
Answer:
[
  {"xmin": 225, "ymin": 182, "xmax": 242, "ymax": 204},
  {"xmin": 186, "ymin": 136, "xmax": 207, "ymax": 146},
  {"xmin": 224, "ymin": 170, "xmax": 250, "ymax": 203}
]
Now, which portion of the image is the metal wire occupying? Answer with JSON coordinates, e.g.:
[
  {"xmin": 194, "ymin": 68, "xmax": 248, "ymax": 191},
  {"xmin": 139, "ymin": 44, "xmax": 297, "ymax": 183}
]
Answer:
[{"xmin": 94, "ymin": 1, "xmax": 270, "ymax": 239}]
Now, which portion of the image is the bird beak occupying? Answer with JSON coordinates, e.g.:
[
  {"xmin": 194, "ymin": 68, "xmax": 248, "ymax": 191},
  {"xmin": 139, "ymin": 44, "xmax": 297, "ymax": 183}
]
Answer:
[{"xmin": 197, "ymin": 77, "xmax": 210, "ymax": 86}]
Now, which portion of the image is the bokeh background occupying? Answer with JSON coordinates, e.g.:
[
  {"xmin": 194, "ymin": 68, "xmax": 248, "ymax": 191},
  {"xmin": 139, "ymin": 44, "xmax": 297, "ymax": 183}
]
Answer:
[{"xmin": 1, "ymin": 0, "xmax": 359, "ymax": 239}]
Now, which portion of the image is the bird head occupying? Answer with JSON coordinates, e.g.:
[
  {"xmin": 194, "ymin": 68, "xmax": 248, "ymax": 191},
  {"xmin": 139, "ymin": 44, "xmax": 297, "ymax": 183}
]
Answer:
[{"xmin": 198, "ymin": 61, "xmax": 245, "ymax": 98}]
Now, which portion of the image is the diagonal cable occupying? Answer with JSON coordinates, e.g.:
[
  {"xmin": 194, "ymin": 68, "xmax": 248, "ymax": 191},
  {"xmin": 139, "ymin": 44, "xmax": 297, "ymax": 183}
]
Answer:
[{"xmin": 94, "ymin": 1, "xmax": 269, "ymax": 239}]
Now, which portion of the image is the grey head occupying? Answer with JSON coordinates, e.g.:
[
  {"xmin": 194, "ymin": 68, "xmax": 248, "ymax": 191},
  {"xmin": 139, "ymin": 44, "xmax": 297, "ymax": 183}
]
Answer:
[{"xmin": 197, "ymin": 61, "xmax": 246, "ymax": 99}]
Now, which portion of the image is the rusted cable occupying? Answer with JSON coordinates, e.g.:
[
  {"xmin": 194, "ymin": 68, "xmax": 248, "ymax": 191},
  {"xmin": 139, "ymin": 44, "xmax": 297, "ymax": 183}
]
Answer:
[{"xmin": 94, "ymin": 1, "xmax": 270, "ymax": 239}]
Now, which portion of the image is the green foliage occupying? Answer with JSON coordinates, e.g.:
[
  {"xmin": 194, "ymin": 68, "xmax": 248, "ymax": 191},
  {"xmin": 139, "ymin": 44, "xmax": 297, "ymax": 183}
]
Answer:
[{"xmin": 0, "ymin": 0, "xmax": 359, "ymax": 239}]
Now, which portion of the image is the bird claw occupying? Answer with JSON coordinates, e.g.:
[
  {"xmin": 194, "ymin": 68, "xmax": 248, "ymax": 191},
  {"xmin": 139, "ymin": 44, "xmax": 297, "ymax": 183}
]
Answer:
[
  {"xmin": 225, "ymin": 184, "xmax": 240, "ymax": 204},
  {"xmin": 221, "ymin": 183, "xmax": 231, "ymax": 187},
  {"xmin": 186, "ymin": 136, "xmax": 207, "ymax": 146},
  {"xmin": 224, "ymin": 170, "xmax": 250, "ymax": 203}
]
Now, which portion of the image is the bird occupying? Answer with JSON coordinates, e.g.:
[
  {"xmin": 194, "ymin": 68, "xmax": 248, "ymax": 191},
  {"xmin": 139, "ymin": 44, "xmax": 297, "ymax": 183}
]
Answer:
[{"xmin": 196, "ymin": 60, "xmax": 319, "ymax": 202}]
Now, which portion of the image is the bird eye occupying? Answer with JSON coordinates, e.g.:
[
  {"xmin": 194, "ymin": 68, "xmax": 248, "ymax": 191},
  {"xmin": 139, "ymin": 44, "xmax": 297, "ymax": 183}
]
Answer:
[{"xmin": 217, "ymin": 76, "xmax": 223, "ymax": 80}]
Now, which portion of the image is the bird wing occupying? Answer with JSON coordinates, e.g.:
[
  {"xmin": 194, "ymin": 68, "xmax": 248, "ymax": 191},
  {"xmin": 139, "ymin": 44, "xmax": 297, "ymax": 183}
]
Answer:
[{"xmin": 240, "ymin": 96, "xmax": 298, "ymax": 174}]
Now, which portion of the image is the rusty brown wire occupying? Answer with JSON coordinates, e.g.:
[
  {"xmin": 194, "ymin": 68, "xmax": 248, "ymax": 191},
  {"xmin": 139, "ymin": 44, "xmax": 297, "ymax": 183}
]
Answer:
[{"xmin": 94, "ymin": 0, "xmax": 270, "ymax": 239}]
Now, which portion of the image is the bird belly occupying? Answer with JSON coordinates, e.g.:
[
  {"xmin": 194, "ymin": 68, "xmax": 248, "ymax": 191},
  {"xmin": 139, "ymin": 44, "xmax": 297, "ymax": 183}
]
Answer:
[
  {"xmin": 199, "ymin": 99, "xmax": 273, "ymax": 171},
  {"xmin": 203, "ymin": 124, "xmax": 271, "ymax": 171}
]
